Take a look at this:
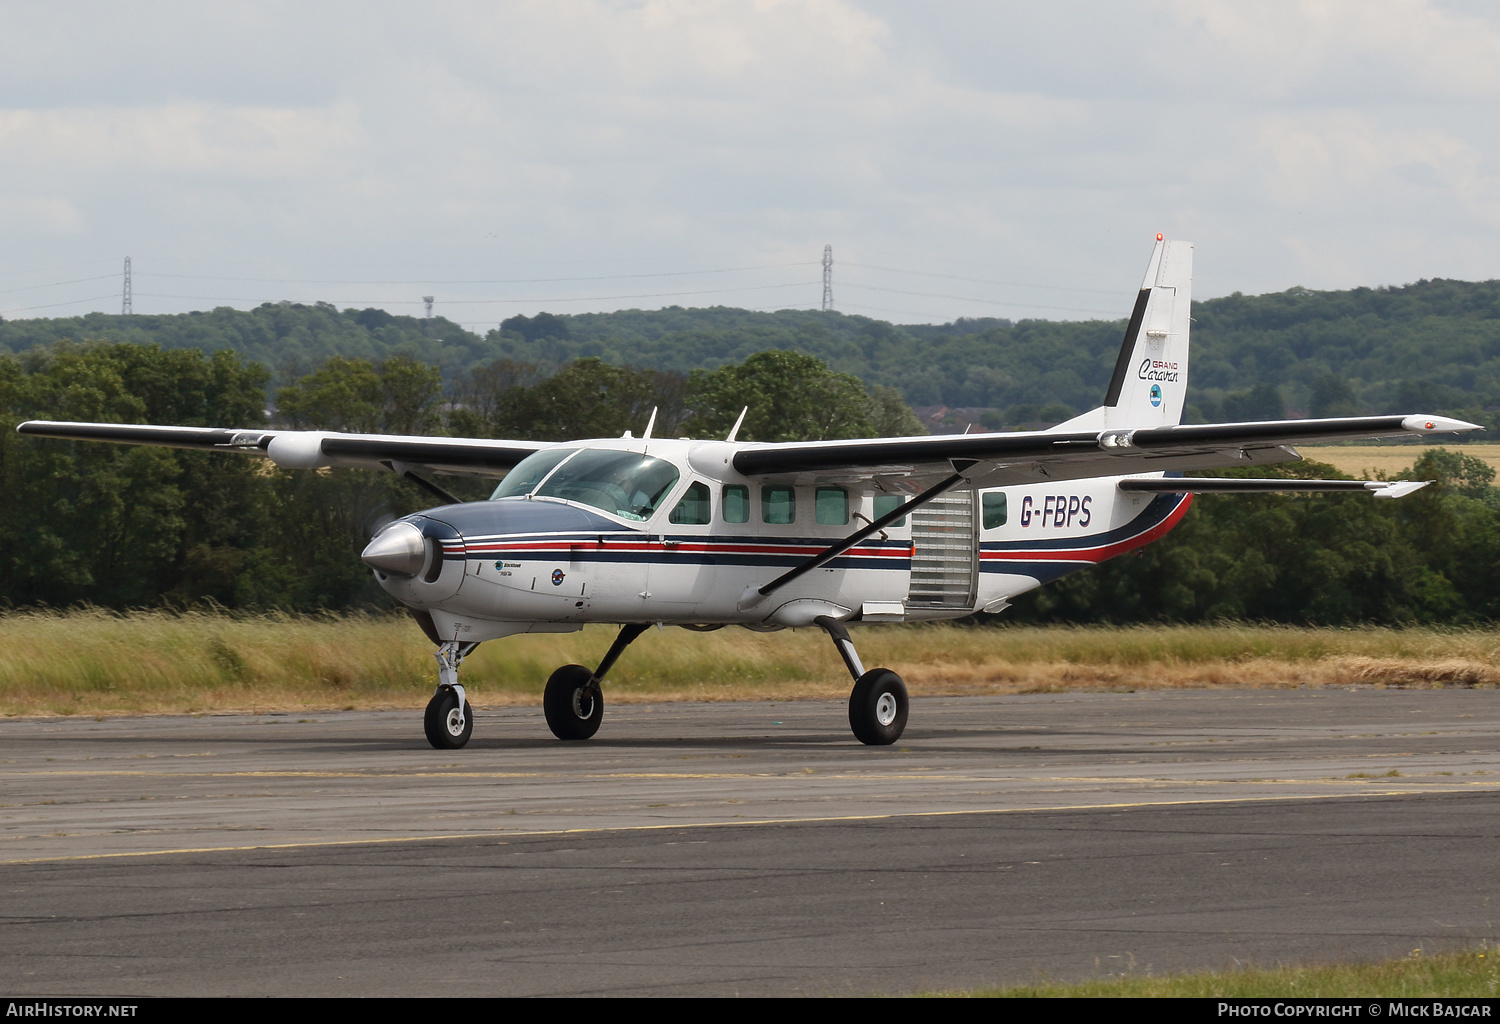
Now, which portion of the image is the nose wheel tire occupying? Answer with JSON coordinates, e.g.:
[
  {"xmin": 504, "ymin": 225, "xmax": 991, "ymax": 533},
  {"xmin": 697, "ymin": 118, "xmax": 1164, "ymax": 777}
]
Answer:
[
  {"xmin": 424, "ymin": 686, "xmax": 473, "ymax": 749},
  {"xmin": 848, "ymin": 668, "xmax": 908, "ymax": 746},
  {"xmin": 544, "ymin": 664, "xmax": 604, "ymax": 740}
]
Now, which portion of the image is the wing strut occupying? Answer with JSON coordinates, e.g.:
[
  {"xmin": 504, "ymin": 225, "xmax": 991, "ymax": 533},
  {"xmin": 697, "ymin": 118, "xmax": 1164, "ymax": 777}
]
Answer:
[
  {"xmin": 753, "ymin": 471, "xmax": 967, "ymax": 600},
  {"xmin": 382, "ymin": 461, "xmax": 463, "ymax": 506}
]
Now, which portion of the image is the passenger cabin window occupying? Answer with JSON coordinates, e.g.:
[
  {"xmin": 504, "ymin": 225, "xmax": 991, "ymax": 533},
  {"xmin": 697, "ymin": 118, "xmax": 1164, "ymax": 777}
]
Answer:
[
  {"xmin": 761, "ymin": 485, "xmax": 795, "ymax": 525},
  {"xmin": 815, "ymin": 486, "xmax": 848, "ymax": 525},
  {"xmin": 873, "ymin": 494, "xmax": 907, "ymax": 528},
  {"xmin": 722, "ymin": 484, "xmax": 750, "ymax": 524},
  {"xmin": 669, "ymin": 481, "xmax": 712, "ymax": 525},
  {"xmin": 982, "ymin": 491, "xmax": 1008, "ymax": 529}
]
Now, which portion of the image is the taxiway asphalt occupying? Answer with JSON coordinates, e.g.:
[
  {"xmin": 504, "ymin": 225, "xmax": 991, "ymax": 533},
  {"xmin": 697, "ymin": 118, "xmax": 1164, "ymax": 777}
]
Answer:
[{"xmin": 3, "ymin": 689, "xmax": 1499, "ymax": 996}]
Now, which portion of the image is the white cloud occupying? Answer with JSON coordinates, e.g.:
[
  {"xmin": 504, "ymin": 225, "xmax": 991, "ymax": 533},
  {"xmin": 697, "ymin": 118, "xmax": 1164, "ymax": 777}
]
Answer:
[
  {"xmin": 2, "ymin": 0, "xmax": 1500, "ymax": 324},
  {"xmin": 0, "ymin": 196, "xmax": 86, "ymax": 236}
]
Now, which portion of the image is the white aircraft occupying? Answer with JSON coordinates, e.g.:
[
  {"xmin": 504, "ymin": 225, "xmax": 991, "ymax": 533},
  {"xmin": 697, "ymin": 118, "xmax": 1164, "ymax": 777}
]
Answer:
[{"xmin": 18, "ymin": 238, "xmax": 1479, "ymax": 748}]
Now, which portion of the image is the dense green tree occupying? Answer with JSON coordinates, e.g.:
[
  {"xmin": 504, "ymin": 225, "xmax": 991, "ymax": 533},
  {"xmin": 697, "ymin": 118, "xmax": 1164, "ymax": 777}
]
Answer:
[
  {"xmin": 683, "ymin": 350, "xmax": 879, "ymax": 442},
  {"xmin": 0, "ymin": 344, "xmax": 269, "ymax": 607},
  {"xmin": 275, "ymin": 354, "xmax": 442, "ymax": 435},
  {"xmin": 447, "ymin": 352, "xmax": 921, "ymax": 443},
  {"xmin": 1310, "ymin": 374, "xmax": 1360, "ymax": 418}
]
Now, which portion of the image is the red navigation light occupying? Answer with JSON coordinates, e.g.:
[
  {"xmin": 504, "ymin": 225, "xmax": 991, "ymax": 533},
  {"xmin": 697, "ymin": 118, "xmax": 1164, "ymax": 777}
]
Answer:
[
  {"xmin": 1426, "ymin": 421, "xmax": 1435, "ymax": 429},
  {"xmin": 1156, "ymin": 233, "xmax": 1164, "ymax": 241}
]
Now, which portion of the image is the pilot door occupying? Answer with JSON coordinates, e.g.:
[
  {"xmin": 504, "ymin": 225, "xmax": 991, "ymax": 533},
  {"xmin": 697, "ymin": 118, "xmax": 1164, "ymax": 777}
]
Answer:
[{"xmin": 906, "ymin": 487, "xmax": 978, "ymax": 610}]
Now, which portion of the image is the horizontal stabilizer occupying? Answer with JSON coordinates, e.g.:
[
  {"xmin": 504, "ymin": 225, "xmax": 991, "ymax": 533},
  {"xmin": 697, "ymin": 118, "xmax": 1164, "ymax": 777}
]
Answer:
[{"xmin": 1119, "ymin": 478, "xmax": 1431, "ymax": 499}]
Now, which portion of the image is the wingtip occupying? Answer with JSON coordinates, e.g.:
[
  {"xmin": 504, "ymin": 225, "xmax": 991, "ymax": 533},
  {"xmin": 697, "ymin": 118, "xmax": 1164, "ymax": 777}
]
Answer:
[
  {"xmin": 1368, "ymin": 480, "xmax": 1431, "ymax": 499},
  {"xmin": 1402, "ymin": 414, "xmax": 1483, "ymax": 434}
]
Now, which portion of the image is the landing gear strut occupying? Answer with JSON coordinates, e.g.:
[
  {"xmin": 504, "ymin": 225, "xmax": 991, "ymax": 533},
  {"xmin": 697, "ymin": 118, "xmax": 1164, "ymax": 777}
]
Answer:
[
  {"xmin": 543, "ymin": 623, "xmax": 650, "ymax": 741},
  {"xmin": 816, "ymin": 616, "xmax": 908, "ymax": 746},
  {"xmin": 425, "ymin": 640, "xmax": 479, "ymax": 749}
]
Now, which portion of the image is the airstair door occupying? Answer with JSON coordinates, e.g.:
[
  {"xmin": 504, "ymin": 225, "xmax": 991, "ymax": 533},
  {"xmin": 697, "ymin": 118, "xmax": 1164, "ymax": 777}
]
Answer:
[{"xmin": 906, "ymin": 488, "xmax": 977, "ymax": 610}]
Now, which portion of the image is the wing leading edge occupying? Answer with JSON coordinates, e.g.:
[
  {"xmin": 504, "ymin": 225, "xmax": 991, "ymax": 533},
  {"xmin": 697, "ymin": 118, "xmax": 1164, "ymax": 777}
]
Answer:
[
  {"xmin": 729, "ymin": 414, "xmax": 1480, "ymax": 484},
  {"xmin": 14, "ymin": 421, "xmax": 548, "ymax": 477}
]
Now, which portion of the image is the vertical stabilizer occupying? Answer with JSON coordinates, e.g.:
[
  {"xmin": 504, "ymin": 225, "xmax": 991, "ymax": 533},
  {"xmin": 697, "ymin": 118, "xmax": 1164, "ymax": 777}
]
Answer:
[{"xmin": 1050, "ymin": 238, "xmax": 1193, "ymax": 432}]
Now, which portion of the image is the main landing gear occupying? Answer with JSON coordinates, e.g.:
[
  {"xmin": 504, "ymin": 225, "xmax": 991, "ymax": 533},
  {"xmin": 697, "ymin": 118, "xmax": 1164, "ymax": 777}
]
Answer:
[
  {"xmin": 816, "ymin": 615, "xmax": 909, "ymax": 745},
  {"xmin": 422, "ymin": 620, "xmax": 906, "ymax": 748},
  {"xmin": 543, "ymin": 623, "xmax": 649, "ymax": 741}
]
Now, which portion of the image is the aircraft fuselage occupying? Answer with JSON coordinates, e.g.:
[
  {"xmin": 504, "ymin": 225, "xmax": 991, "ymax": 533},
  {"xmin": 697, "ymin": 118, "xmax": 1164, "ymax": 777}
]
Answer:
[{"xmin": 372, "ymin": 437, "xmax": 1190, "ymax": 644}]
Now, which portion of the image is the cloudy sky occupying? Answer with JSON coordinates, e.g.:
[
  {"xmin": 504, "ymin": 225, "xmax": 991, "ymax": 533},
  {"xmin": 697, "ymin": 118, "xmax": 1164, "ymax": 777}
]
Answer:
[{"xmin": 2, "ymin": 0, "xmax": 1499, "ymax": 328}]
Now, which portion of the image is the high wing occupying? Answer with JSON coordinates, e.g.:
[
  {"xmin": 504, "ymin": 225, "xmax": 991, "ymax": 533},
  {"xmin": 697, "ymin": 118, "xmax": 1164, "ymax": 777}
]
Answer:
[
  {"xmin": 17, "ymin": 414, "xmax": 1478, "ymax": 494},
  {"xmin": 726, "ymin": 413, "xmax": 1479, "ymax": 491},
  {"xmin": 13, "ymin": 421, "xmax": 548, "ymax": 478}
]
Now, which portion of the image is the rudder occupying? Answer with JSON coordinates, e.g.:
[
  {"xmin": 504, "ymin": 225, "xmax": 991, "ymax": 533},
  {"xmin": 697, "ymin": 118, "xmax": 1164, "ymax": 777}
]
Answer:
[{"xmin": 1051, "ymin": 238, "xmax": 1193, "ymax": 432}]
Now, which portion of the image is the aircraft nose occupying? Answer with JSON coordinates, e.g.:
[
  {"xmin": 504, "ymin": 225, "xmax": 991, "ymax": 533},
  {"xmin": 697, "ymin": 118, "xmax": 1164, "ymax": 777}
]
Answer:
[{"xmin": 362, "ymin": 521, "xmax": 429, "ymax": 577}]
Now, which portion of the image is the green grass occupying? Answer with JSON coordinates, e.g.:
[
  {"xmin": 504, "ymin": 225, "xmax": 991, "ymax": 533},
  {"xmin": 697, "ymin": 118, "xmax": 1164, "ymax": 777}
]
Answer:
[
  {"xmin": 3, "ymin": 610, "xmax": 1499, "ymax": 716},
  {"xmin": 945, "ymin": 947, "xmax": 1500, "ymax": 997}
]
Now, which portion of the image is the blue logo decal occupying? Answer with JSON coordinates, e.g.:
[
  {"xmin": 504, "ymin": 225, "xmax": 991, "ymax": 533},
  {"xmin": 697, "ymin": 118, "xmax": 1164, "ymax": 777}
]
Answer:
[
  {"xmin": 1149, "ymin": 384, "xmax": 1162, "ymax": 407},
  {"xmin": 551, "ymin": 569, "xmax": 566, "ymax": 586}
]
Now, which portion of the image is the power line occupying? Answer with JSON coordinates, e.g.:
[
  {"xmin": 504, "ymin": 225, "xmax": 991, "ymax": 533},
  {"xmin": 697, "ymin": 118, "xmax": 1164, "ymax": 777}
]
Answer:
[
  {"xmin": 837, "ymin": 282, "xmax": 1119, "ymax": 316},
  {"xmin": 0, "ymin": 274, "xmax": 117, "ymax": 297},
  {"xmin": 133, "ymin": 280, "xmax": 813, "ymax": 306},
  {"xmin": 132, "ymin": 248, "xmax": 809, "ymax": 272},
  {"xmin": 841, "ymin": 261, "xmax": 1124, "ymax": 296},
  {"xmin": 0, "ymin": 295, "xmax": 122, "ymax": 316},
  {"xmin": 136, "ymin": 261, "xmax": 816, "ymax": 286}
]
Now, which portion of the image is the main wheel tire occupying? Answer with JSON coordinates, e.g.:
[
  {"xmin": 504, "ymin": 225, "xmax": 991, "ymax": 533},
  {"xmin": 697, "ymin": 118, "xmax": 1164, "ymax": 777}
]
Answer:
[
  {"xmin": 848, "ymin": 668, "xmax": 908, "ymax": 746},
  {"xmin": 544, "ymin": 664, "xmax": 603, "ymax": 740},
  {"xmin": 424, "ymin": 686, "xmax": 473, "ymax": 749}
]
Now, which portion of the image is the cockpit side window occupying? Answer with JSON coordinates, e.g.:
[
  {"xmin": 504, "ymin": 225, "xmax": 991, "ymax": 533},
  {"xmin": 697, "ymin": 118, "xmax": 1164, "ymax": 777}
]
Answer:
[
  {"xmin": 490, "ymin": 448, "xmax": 577, "ymax": 500},
  {"xmin": 722, "ymin": 485, "xmax": 750, "ymax": 524},
  {"xmin": 668, "ymin": 481, "xmax": 711, "ymax": 525},
  {"xmin": 533, "ymin": 449, "xmax": 681, "ymax": 521}
]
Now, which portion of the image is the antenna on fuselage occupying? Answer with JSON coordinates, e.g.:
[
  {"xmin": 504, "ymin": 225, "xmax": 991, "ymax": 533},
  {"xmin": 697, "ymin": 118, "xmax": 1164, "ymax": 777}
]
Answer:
[
  {"xmin": 726, "ymin": 406, "xmax": 748, "ymax": 442},
  {"xmin": 642, "ymin": 406, "xmax": 658, "ymax": 440}
]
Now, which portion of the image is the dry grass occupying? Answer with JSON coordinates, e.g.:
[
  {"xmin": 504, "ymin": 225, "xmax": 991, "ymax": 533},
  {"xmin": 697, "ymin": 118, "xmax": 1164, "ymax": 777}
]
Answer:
[
  {"xmin": 944, "ymin": 946, "xmax": 1500, "ymax": 998},
  {"xmin": 2, "ymin": 610, "xmax": 1499, "ymax": 717},
  {"xmin": 1300, "ymin": 443, "xmax": 1500, "ymax": 479}
]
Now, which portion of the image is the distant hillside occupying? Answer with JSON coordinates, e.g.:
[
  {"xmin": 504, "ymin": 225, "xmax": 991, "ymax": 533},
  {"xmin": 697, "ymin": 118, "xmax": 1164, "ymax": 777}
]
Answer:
[{"xmin": 4, "ymin": 276, "xmax": 1500, "ymax": 429}]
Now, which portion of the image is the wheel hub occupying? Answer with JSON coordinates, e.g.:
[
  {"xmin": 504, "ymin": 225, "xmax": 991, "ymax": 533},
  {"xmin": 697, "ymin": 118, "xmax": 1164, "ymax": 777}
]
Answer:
[
  {"xmin": 572, "ymin": 686, "xmax": 596, "ymax": 720},
  {"xmin": 445, "ymin": 706, "xmax": 466, "ymax": 736},
  {"xmin": 875, "ymin": 692, "xmax": 898, "ymax": 727}
]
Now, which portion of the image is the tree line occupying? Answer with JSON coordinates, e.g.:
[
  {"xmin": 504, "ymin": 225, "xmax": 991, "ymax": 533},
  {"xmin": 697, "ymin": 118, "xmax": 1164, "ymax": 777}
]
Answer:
[
  {"xmin": 2, "ymin": 339, "xmax": 1497, "ymax": 624},
  {"xmin": 7, "ymin": 273, "xmax": 1500, "ymax": 433}
]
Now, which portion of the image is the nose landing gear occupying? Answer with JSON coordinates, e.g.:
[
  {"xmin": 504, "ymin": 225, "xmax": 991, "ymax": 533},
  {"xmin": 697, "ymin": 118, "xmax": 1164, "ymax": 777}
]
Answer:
[{"xmin": 424, "ymin": 640, "xmax": 479, "ymax": 749}]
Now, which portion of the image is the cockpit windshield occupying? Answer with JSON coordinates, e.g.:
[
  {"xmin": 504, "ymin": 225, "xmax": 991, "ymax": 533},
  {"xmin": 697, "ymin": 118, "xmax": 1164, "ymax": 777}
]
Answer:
[
  {"xmin": 490, "ymin": 448, "xmax": 576, "ymax": 500},
  {"xmin": 491, "ymin": 448, "xmax": 681, "ymax": 522}
]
